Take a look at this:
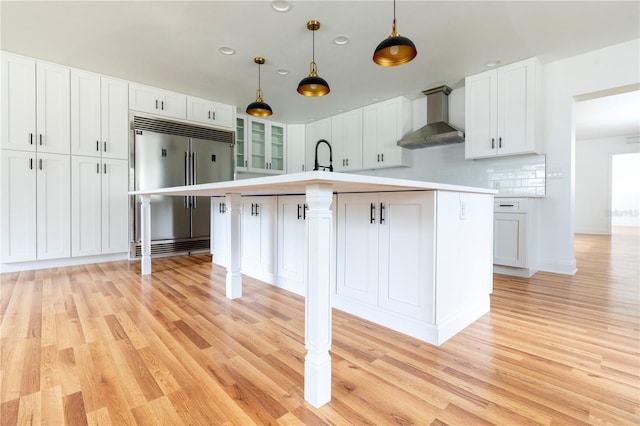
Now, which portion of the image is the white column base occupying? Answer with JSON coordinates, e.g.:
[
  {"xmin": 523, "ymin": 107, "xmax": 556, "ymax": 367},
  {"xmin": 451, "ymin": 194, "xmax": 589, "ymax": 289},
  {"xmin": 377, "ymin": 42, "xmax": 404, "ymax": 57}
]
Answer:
[
  {"xmin": 225, "ymin": 193, "xmax": 242, "ymax": 299},
  {"xmin": 304, "ymin": 350, "xmax": 332, "ymax": 408}
]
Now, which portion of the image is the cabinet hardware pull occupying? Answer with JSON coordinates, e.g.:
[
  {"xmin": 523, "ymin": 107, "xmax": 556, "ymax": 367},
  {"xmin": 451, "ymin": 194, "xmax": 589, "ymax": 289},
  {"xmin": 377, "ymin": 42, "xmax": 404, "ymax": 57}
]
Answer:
[
  {"xmin": 381, "ymin": 154, "xmax": 384, "ymax": 162},
  {"xmin": 29, "ymin": 158, "xmax": 33, "ymax": 170},
  {"xmin": 39, "ymin": 159, "xmax": 43, "ymax": 170},
  {"xmin": 302, "ymin": 164, "xmax": 305, "ymax": 171},
  {"xmin": 370, "ymin": 203, "xmax": 376, "ymax": 224},
  {"xmin": 96, "ymin": 140, "xmax": 99, "ymax": 151},
  {"xmin": 380, "ymin": 202, "xmax": 385, "ymax": 224},
  {"xmin": 212, "ymin": 111, "xmax": 215, "ymax": 120},
  {"xmin": 155, "ymin": 100, "xmax": 158, "ymax": 109},
  {"xmin": 161, "ymin": 101, "xmax": 164, "ymax": 110},
  {"xmin": 499, "ymin": 204, "xmax": 514, "ymax": 207},
  {"xmin": 97, "ymin": 163, "xmax": 100, "ymax": 173},
  {"xmin": 251, "ymin": 203, "xmax": 255, "ymax": 216},
  {"xmin": 346, "ymin": 158, "xmax": 349, "ymax": 166},
  {"xmin": 223, "ymin": 203, "xmax": 226, "ymax": 213},
  {"xmin": 297, "ymin": 204, "xmax": 302, "ymax": 220},
  {"xmin": 39, "ymin": 134, "xmax": 43, "ymax": 145},
  {"xmin": 219, "ymin": 203, "xmax": 222, "ymax": 214},
  {"xmin": 255, "ymin": 203, "xmax": 259, "ymax": 216},
  {"xmin": 304, "ymin": 204, "xmax": 307, "ymax": 220},
  {"xmin": 104, "ymin": 163, "xmax": 107, "ymax": 174},
  {"xmin": 491, "ymin": 138, "xmax": 495, "ymax": 149},
  {"xmin": 104, "ymin": 141, "xmax": 107, "ymax": 152},
  {"xmin": 208, "ymin": 111, "xmax": 211, "ymax": 119},
  {"xmin": 499, "ymin": 137, "xmax": 502, "ymax": 148},
  {"xmin": 377, "ymin": 154, "xmax": 380, "ymax": 162},
  {"xmin": 30, "ymin": 133, "xmax": 34, "ymax": 145},
  {"xmin": 245, "ymin": 160, "xmax": 248, "ymax": 167}
]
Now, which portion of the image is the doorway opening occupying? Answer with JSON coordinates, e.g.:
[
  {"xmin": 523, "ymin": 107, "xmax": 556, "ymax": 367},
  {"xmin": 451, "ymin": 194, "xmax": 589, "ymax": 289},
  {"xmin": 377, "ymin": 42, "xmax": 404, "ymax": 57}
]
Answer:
[{"xmin": 611, "ymin": 151, "xmax": 640, "ymax": 236}]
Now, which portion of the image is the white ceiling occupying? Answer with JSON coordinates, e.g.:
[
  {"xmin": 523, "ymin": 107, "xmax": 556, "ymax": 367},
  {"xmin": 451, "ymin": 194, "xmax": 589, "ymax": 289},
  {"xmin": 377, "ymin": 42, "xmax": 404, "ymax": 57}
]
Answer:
[
  {"xmin": 1, "ymin": 1, "xmax": 639, "ymax": 126},
  {"xmin": 575, "ymin": 90, "xmax": 640, "ymax": 140}
]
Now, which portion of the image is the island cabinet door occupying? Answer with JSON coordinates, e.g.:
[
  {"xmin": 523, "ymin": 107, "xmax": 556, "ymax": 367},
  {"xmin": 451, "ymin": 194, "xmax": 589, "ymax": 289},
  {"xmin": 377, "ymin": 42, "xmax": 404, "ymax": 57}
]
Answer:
[
  {"xmin": 276, "ymin": 195, "xmax": 306, "ymax": 295},
  {"xmin": 336, "ymin": 193, "xmax": 380, "ymax": 305},
  {"xmin": 211, "ymin": 197, "xmax": 228, "ymax": 267},
  {"xmin": 241, "ymin": 196, "xmax": 277, "ymax": 278},
  {"xmin": 378, "ymin": 192, "xmax": 436, "ymax": 323}
]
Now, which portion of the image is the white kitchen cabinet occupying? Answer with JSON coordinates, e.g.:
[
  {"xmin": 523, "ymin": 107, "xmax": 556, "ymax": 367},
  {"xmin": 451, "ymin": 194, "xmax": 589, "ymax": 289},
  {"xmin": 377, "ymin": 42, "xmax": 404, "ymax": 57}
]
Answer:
[
  {"xmin": 236, "ymin": 115, "xmax": 248, "ymax": 171},
  {"xmin": 186, "ymin": 95, "xmax": 234, "ymax": 129},
  {"xmin": 332, "ymin": 109, "xmax": 362, "ymax": 172},
  {"xmin": 493, "ymin": 198, "xmax": 538, "ymax": 276},
  {"xmin": 247, "ymin": 118, "xmax": 285, "ymax": 174},
  {"xmin": 129, "ymin": 82, "xmax": 186, "ymax": 119},
  {"xmin": 362, "ymin": 96, "xmax": 412, "ymax": 169},
  {"xmin": 211, "ymin": 197, "xmax": 228, "ymax": 267},
  {"xmin": 276, "ymin": 196, "xmax": 307, "ymax": 295},
  {"xmin": 1, "ymin": 54, "xmax": 70, "ymax": 154},
  {"xmin": 71, "ymin": 156, "xmax": 128, "ymax": 257},
  {"xmin": 336, "ymin": 192, "xmax": 435, "ymax": 322},
  {"xmin": 241, "ymin": 196, "xmax": 277, "ymax": 281},
  {"xmin": 465, "ymin": 57, "xmax": 540, "ymax": 159},
  {"xmin": 1, "ymin": 150, "xmax": 70, "ymax": 263},
  {"xmin": 305, "ymin": 117, "xmax": 331, "ymax": 172},
  {"xmin": 71, "ymin": 70, "xmax": 129, "ymax": 159},
  {"xmin": 286, "ymin": 124, "xmax": 306, "ymax": 173}
]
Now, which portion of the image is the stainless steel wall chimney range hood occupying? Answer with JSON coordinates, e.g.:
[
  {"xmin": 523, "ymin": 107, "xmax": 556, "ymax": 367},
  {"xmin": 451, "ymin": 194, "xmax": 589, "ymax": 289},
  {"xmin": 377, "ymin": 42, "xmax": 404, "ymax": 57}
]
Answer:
[{"xmin": 397, "ymin": 85, "xmax": 465, "ymax": 149}]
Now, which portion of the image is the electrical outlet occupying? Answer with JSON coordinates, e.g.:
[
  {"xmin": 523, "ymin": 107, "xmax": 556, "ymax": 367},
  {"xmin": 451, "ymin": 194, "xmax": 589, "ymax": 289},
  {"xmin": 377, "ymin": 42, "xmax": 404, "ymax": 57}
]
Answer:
[
  {"xmin": 460, "ymin": 199, "xmax": 467, "ymax": 220},
  {"xmin": 547, "ymin": 168, "xmax": 563, "ymax": 179}
]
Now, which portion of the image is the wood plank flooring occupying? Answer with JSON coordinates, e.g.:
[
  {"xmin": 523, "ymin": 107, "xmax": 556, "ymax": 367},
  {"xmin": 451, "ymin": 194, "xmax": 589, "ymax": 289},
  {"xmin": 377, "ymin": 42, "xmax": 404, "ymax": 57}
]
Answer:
[{"xmin": 1, "ymin": 229, "xmax": 638, "ymax": 425}]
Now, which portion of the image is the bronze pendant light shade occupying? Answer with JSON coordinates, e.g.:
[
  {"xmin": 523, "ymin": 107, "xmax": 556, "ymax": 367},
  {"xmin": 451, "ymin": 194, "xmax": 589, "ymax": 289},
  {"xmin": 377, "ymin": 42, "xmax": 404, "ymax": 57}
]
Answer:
[
  {"xmin": 373, "ymin": 0, "xmax": 417, "ymax": 66},
  {"xmin": 297, "ymin": 20, "xmax": 330, "ymax": 97},
  {"xmin": 246, "ymin": 57, "xmax": 273, "ymax": 117}
]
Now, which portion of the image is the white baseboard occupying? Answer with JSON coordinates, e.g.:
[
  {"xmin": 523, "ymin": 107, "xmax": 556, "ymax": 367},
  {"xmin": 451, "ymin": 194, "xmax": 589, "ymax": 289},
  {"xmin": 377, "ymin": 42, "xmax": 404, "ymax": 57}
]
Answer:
[
  {"xmin": 1, "ymin": 253, "xmax": 129, "ymax": 273},
  {"xmin": 494, "ymin": 265, "xmax": 538, "ymax": 277},
  {"xmin": 536, "ymin": 258, "xmax": 578, "ymax": 275}
]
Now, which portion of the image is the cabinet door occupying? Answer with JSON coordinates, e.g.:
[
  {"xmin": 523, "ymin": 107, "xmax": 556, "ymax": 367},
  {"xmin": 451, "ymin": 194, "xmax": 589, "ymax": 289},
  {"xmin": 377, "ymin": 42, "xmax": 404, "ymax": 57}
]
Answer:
[
  {"xmin": 101, "ymin": 77, "xmax": 129, "ymax": 159},
  {"xmin": 277, "ymin": 196, "xmax": 306, "ymax": 294},
  {"xmin": 332, "ymin": 109, "xmax": 362, "ymax": 172},
  {"xmin": 241, "ymin": 197, "xmax": 276, "ymax": 276},
  {"xmin": 187, "ymin": 96, "xmax": 234, "ymax": 128},
  {"xmin": 269, "ymin": 124, "xmax": 285, "ymax": 173},
  {"xmin": 286, "ymin": 124, "xmax": 306, "ymax": 173},
  {"xmin": 161, "ymin": 91, "xmax": 187, "ymax": 119},
  {"xmin": 71, "ymin": 70, "xmax": 102, "ymax": 157},
  {"xmin": 305, "ymin": 118, "xmax": 331, "ymax": 171},
  {"xmin": 37, "ymin": 153, "xmax": 71, "ymax": 260},
  {"xmin": 71, "ymin": 156, "xmax": 102, "ymax": 257},
  {"xmin": 378, "ymin": 192, "xmax": 435, "ymax": 322},
  {"xmin": 465, "ymin": 70, "xmax": 498, "ymax": 159},
  {"xmin": 211, "ymin": 198, "xmax": 228, "ymax": 267},
  {"xmin": 0, "ymin": 150, "xmax": 37, "ymax": 262},
  {"xmin": 249, "ymin": 120, "xmax": 267, "ymax": 171},
  {"xmin": 362, "ymin": 106, "xmax": 380, "ymax": 169},
  {"xmin": 497, "ymin": 59, "xmax": 537, "ymax": 156},
  {"xmin": 36, "ymin": 62, "xmax": 71, "ymax": 154},
  {"xmin": 494, "ymin": 212, "xmax": 527, "ymax": 267},
  {"xmin": 129, "ymin": 83, "xmax": 186, "ymax": 119},
  {"xmin": 1, "ymin": 54, "xmax": 36, "ymax": 152},
  {"xmin": 336, "ymin": 194, "xmax": 379, "ymax": 305},
  {"xmin": 363, "ymin": 97, "xmax": 411, "ymax": 169},
  {"xmin": 236, "ymin": 115, "xmax": 248, "ymax": 171},
  {"xmin": 102, "ymin": 158, "xmax": 129, "ymax": 254}
]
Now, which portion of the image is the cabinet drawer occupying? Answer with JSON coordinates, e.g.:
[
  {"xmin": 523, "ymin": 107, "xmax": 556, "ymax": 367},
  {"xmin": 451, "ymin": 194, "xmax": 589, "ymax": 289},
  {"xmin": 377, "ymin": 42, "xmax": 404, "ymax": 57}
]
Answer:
[{"xmin": 494, "ymin": 198, "xmax": 528, "ymax": 213}]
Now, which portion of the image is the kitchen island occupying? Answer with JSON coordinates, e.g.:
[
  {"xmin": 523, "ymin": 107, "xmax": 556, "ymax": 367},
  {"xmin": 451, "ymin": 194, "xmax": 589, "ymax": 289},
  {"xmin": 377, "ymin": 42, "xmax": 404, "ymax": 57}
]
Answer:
[{"xmin": 130, "ymin": 171, "xmax": 496, "ymax": 408}]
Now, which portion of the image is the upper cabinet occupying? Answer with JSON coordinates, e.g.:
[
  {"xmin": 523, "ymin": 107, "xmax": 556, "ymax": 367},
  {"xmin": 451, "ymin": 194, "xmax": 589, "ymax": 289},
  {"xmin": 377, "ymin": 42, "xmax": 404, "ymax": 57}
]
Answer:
[
  {"xmin": 362, "ymin": 96, "xmax": 412, "ymax": 169},
  {"xmin": 246, "ymin": 117, "xmax": 286, "ymax": 174},
  {"xmin": 332, "ymin": 109, "xmax": 363, "ymax": 172},
  {"xmin": 129, "ymin": 82, "xmax": 186, "ymax": 119},
  {"xmin": 186, "ymin": 95, "xmax": 234, "ymax": 129},
  {"xmin": 71, "ymin": 69, "xmax": 129, "ymax": 159},
  {"xmin": 465, "ymin": 57, "xmax": 541, "ymax": 159},
  {"xmin": 305, "ymin": 117, "xmax": 331, "ymax": 172},
  {"xmin": 1, "ymin": 53, "xmax": 70, "ymax": 154},
  {"xmin": 286, "ymin": 124, "xmax": 306, "ymax": 173},
  {"xmin": 236, "ymin": 114, "xmax": 248, "ymax": 171}
]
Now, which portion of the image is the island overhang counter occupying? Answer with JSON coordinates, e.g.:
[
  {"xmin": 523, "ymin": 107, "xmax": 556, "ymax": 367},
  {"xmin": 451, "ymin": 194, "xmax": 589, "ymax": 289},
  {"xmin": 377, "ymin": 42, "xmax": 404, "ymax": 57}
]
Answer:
[{"xmin": 130, "ymin": 171, "xmax": 497, "ymax": 408}]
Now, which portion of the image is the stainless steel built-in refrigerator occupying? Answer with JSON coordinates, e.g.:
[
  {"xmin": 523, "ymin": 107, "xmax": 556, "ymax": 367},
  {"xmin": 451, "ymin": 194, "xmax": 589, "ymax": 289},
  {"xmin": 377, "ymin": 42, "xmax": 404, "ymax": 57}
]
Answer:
[{"xmin": 131, "ymin": 116, "xmax": 234, "ymax": 256}]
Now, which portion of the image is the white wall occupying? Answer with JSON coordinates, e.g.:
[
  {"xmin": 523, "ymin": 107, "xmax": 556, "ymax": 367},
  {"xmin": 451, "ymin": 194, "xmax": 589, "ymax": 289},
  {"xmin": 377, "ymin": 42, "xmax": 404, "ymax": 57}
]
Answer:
[
  {"xmin": 539, "ymin": 38, "xmax": 639, "ymax": 274},
  {"xmin": 575, "ymin": 135, "xmax": 640, "ymax": 234}
]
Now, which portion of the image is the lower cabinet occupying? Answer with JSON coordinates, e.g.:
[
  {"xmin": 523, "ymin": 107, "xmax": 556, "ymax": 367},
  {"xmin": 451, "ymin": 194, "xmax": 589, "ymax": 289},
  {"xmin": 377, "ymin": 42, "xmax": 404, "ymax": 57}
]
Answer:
[
  {"xmin": 493, "ymin": 197, "xmax": 536, "ymax": 276},
  {"xmin": 1, "ymin": 150, "xmax": 71, "ymax": 262},
  {"xmin": 71, "ymin": 156, "xmax": 128, "ymax": 257},
  {"xmin": 241, "ymin": 196, "xmax": 277, "ymax": 281},
  {"xmin": 211, "ymin": 197, "xmax": 228, "ymax": 267},
  {"xmin": 276, "ymin": 195, "xmax": 307, "ymax": 296},
  {"xmin": 336, "ymin": 192, "xmax": 435, "ymax": 322}
]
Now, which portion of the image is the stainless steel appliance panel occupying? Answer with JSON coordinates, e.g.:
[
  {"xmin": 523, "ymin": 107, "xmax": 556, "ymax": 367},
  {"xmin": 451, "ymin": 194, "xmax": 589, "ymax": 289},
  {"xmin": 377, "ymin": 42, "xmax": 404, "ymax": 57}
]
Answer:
[
  {"xmin": 134, "ymin": 130, "xmax": 191, "ymax": 241},
  {"xmin": 190, "ymin": 138, "xmax": 234, "ymax": 238}
]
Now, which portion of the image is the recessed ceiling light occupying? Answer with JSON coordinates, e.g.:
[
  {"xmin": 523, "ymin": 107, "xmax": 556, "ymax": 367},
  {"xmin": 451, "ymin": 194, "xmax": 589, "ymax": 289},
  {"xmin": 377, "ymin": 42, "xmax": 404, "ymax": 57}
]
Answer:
[
  {"xmin": 219, "ymin": 46, "xmax": 236, "ymax": 55},
  {"xmin": 271, "ymin": 1, "xmax": 291, "ymax": 12},
  {"xmin": 276, "ymin": 68, "xmax": 290, "ymax": 75},
  {"xmin": 337, "ymin": 109, "xmax": 345, "ymax": 113},
  {"xmin": 334, "ymin": 35, "xmax": 350, "ymax": 46},
  {"xmin": 370, "ymin": 97, "xmax": 382, "ymax": 102},
  {"xmin": 485, "ymin": 60, "xmax": 501, "ymax": 67}
]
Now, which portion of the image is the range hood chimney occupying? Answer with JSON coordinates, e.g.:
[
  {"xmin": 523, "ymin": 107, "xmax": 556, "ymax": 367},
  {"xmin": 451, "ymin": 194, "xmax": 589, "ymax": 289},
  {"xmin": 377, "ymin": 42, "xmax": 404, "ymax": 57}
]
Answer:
[{"xmin": 397, "ymin": 85, "xmax": 464, "ymax": 149}]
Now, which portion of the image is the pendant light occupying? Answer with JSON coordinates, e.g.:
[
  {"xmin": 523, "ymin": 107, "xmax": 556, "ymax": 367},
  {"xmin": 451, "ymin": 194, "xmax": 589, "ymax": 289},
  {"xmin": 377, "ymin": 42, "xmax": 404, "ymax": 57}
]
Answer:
[
  {"xmin": 246, "ymin": 57, "xmax": 273, "ymax": 117},
  {"xmin": 373, "ymin": 0, "xmax": 417, "ymax": 66},
  {"xmin": 297, "ymin": 20, "xmax": 330, "ymax": 97}
]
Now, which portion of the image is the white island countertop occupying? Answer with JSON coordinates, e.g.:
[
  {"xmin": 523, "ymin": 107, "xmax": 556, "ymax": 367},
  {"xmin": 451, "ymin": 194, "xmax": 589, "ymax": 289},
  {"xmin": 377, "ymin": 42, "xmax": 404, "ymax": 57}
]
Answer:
[
  {"xmin": 129, "ymin": 170, "xmax": 498, "ymax": 197},
  {"xmin": 129, "ymin": 171, "xmax": 496, "ymax": 409}
]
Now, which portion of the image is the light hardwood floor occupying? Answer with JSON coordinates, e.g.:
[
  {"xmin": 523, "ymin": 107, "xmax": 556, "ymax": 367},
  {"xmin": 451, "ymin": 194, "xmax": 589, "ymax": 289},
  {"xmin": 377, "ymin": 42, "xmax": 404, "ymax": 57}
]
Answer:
[{"xmin": 1, "ymin": 230, "xmax": 638, "ymax": 425}]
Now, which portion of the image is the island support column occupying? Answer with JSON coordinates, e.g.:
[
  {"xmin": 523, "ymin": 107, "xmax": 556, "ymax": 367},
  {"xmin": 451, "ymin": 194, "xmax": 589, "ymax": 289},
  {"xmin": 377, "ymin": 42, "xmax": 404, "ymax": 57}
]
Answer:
[
  {"xmin": 140, "ymin": 194, "xmax": 151, "ymax": 275},
  {"xmin": 304, "ymin": 183, "xmax": 333, "ymax": 408},
  {"xmin": 225, "ymin": 193, "xmax": 242, "ymax": 299}
]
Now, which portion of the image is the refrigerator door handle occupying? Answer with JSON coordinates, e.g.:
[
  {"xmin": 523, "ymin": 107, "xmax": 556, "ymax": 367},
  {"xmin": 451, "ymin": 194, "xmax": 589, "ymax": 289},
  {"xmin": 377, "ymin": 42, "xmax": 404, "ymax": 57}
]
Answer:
[
  {"xmin": 191, "ymin": 152, "xmax": 197, "ymax": 185},
  {"xmin": 184, "ymin": 152, "xmax": 189, "ymax": 185}
]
